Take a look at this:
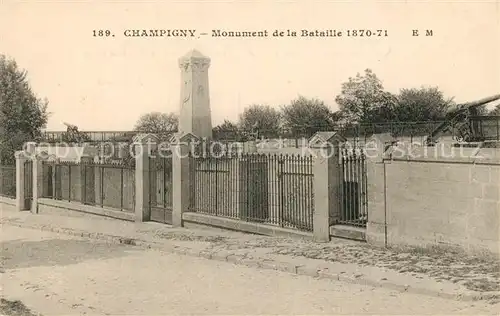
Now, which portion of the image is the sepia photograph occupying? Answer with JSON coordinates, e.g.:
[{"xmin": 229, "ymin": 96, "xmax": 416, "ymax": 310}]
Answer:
[{"xmin": 0, "ymin": 1, "xmax": 499, "ymax": 315}]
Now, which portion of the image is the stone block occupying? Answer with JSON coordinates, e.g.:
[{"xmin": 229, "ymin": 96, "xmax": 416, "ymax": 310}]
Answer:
[
  {"xmin": 367, "ymin": 202, "xmax": 385, "ymax": 224},
  {"xmin": 482, "ymin": 184, "xmax": 500, "ymax": 201},
  {"xmin": 470, "ymin": 165, "xmax": 491, "ymax": 184}
]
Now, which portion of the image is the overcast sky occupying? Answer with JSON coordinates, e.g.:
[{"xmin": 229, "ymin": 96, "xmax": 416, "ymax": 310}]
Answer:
[{"xmin": 1, "ymin": 1, "xmax": 499, "ymax": 131}]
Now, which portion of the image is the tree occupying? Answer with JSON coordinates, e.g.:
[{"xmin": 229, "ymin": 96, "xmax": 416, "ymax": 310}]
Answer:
[
  {"xmin": 281, "ymin": 96, "xmax": 335, "ymax": 137},
  {"xmin": 134, "ymin": 112, "xmax": 178, "ymax": 135},
  {"xmin": 394, "ymin": 87, "xmax": 454, "ymax": 121},
  {"xmin": 0, "ymin": 55, "xmax": 49, "ymax": 164},
  {"xmin": 335, "ymin": 69, "xmax": 397, "ymax": 124},
  {"xmin": 489, "ymin": 104, "xmax": 500, "ymax": 116},
  {"xmin": 238, "ymin": 104, "xmax": 281, "ymax": 138},
  {"xmin": 213, "ymin": 120, "xmax": 241, "ymax": 140}
]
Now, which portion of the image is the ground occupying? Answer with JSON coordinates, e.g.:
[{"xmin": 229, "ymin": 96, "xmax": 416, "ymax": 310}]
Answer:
[{"xmin": 1, "ymin": 225, "xmax": 499, "ymax": 315}]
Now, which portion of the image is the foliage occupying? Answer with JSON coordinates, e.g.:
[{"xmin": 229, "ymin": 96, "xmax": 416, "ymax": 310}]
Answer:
[
  {"xmin": 238, "ymin": 104, "xmax": 281, "ymax": 138},
  {"xmin": 213, "ymin": 120, "xmax": 243, "ymax": 141},
  {"xmin": 0, "ymin": 55, "xmax": 49, "ymax": 164},
  {"xmin": 281, "ymin": 96, "xmax": 336, "ymax": 137},
  {"xmin": 335, "ymin": 69, "xmax": 397, "ymax": 124},
  {"xmin": 394, "ymin": 87, "xmax": 454, "ymax": 121},
  {"xmin": 134, "ymin": 112, "xmax": 178, "ymax": 136}
]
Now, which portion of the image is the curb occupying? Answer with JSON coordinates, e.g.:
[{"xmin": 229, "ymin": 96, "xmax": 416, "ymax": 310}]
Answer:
[{"xmin": 4, "ymin": 220, "xmax": 500, "ymax": 303}]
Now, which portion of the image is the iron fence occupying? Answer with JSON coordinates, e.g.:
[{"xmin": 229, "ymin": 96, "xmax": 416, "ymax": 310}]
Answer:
[
  {"xmin": 0, "ymin": 165, "xmax": 16, "ymax": 198},
  {"xmin": 472, "ymin": 116, "xmax": 500, "ymax": 141},
  {"xmin": 338, "ymin": 147, "xmax": 368, "ymax": 227},
  {"xmin": 213, "ymin": 121, "xmax": 449, "ymax": 144},
  {"xmin": 46, "ymin": 160, "xmax": 135, "ymax": 212},
  {"xmin": 41, "ymin": 130, "xmax": 176, "ymax": 143},
  {"xmin": 149, "ymin": 154, "xmax": 173, "ymax": 224},
  {"xmin": 189, "ymin": 153, "xmax": 314, "ymax": 232}
]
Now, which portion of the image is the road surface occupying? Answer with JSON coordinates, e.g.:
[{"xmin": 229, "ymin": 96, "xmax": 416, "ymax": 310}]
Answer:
[{"xmin": 1, "ymin": 225, "xmax": 498, "ymax": 315}]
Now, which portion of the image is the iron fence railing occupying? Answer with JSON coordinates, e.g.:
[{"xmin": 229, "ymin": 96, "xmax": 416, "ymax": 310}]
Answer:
[
  {"xmin": 189, "ymin": 153, "xmax": 314, "ymax": 232},
  {"xmin": 0, "ymin": 165, "xmax": 16, "ymax": 198},
  {"xmin": 40, "ymin": 130, "xmax": 176, "ymax": 143},
  {"xmin": 338, "ymin": 147, "xmax": 368, "ymax": 227},
  {"xmin": 212, "ymin": 121, "xmax": 449, "ymax": 143},
  {"xmin": 44, "ymin": 160, "xmax": 135, "ymax": 212}
]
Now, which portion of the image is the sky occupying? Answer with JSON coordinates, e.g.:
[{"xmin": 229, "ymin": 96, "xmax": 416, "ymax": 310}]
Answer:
[{"xmin": 1, "ymin": 1, "xmax": 499, "ymax": 131}]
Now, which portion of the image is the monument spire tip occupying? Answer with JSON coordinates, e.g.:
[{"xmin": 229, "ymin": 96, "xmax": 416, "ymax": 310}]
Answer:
[{"xmin": 181, "ymin": 49, "xmax": 209, "ymax": 60}]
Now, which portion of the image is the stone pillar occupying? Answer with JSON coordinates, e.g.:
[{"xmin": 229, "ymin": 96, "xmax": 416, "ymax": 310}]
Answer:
[
  {"xmin": 172, "ymin": 140, "xmax": 191, "ymax": 227},
  {"xmin": 134, "ymin": 143, "xmax": 151, "ymax": 222},
  {"xmin": 15, "ymin": 151, "xmax": 28, "ymax": 211},
  {"xmin": 31, "ymin": 153, "xmax": 47, "ymax": 214},
  {"xmin": 311, "ymin": 144, "xmax": 341, "ymax": 242},
  {"xmin": 364, "ymin": 133, "xmax": 396, "ymax": 247},
  {"xmin": 178, "ymin": 49, "xmax": 213, "ymax": 139},
  {"xmin": 132, "ymin": 133, "xmax": 159, "ymax": 221}
]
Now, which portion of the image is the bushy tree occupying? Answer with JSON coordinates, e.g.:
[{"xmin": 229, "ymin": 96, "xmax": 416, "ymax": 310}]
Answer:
[
  {"xmin": 0, "ymin": 55, "xmax": 49, "ymax": 164},
  {"xmin": 281, "ymin": 96, "xmax": 335, "ymax": 137},
  {"xmin": 335, "ymin": 69, "xmax": 397, "ymax": 123},
  {"xmin": 238, "ymin": 104, "xmax": 281, "ymax": 138},
  {"xmin": 394, "ymin": 87, "xmax": 454, "ymax": 121},
  {"xmin": 134, "ymin": 112, "xmax": 178, "ymax": 135},
  {"xmin": 213, "ymin": 120, "xmax": 241, "ymax": 140}
]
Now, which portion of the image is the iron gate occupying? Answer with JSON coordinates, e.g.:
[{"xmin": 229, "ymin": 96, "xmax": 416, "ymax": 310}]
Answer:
[
  {"xmin": 24, "ymin": 160, "xmax": 33, "ymax": 209},
  {"xmin": 338, "ymin": 148, "xmax": 368, "ymax": 227},
  {"xmin": 149, "ymin": 155, "xmax": 173, "ymax": 224}
]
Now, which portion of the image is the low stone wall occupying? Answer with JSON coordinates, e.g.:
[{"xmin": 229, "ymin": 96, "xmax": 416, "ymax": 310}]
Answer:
[
  {"xmin": 0, "ymin": 196, "xmax": 16, "ymax": 208},
  {"xmin": 37, "ymin": 198, "xmax": 135, "ymax": 222},
  {"xmin": 182, "ymin": 212, "xmax": 313, "ymax": 239},
  {"xmin": 367, "ymin": 146, "xmax": 500, "ymax": 256}
]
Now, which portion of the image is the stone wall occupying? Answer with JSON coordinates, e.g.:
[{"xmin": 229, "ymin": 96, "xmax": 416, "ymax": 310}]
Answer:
[{"xmin": 367, "ymin": 146, "xmax": 500, "ymax": 255}]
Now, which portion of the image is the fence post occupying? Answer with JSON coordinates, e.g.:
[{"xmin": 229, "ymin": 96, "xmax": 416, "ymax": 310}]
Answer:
[
  {"xmin": 311, "ymin": 146, "xmax": 341, "ymax": 242},
  {"xmin": 364, "ymin": 133, "xmax": 397, "ymax": 247},
  {"xmin": 15, "ymin": 151, "xmax": 28, "ymax": 211},
  {"xmin": 134, "ymin": 141, "xmax": 151, "ymax": 222},
  {"xmin": 308, "ymin": 132, "xmax": 345, "ymax": 242},
  {"xmin": 31, "ymin": 153, "xmax": 47, "ymax": 214},
  {"xmin": 171, "ymin": 134, "xmax": 195, "ymax": 227},
  {"xmin": 132, "ymin": 133, "xmax": 159, "ymax": 222}
]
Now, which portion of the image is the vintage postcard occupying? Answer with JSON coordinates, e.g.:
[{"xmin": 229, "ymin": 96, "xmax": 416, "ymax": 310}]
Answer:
[{"xmin": 0, "ymin": 1, "xmax": 499, "ymax": 315}]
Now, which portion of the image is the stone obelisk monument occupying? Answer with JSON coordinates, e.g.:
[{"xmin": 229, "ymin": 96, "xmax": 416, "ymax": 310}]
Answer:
[{"xmin": 178, "ymin": 49, "xmax": 213, "ymax": 139}]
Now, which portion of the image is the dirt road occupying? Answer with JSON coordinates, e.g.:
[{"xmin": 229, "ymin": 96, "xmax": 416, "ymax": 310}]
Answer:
[{"xmin": 1, "ymin": 225, "xmax": 498, "ymax": 315}]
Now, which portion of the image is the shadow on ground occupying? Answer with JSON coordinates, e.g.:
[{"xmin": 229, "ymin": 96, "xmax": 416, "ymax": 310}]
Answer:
[
  {"xmin": 0, "ymin": 238, "xmax": 135, "ymax": 270},
  {"xmin": 0, "ymin": 298, "xmax": 39, "ymax": 316}
]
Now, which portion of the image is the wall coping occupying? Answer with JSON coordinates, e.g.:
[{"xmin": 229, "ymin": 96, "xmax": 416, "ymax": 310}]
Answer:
[
  {"xmin": 384, "ymin": 145, "xmax": 500, "ymax": 165},
  {"xmin": 38, "ymin": 198, "xmax": 135, "ymax": 221},
  {"xmin": 388, "ymin": 155, "xmax": 500, "ymax": 165}
]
